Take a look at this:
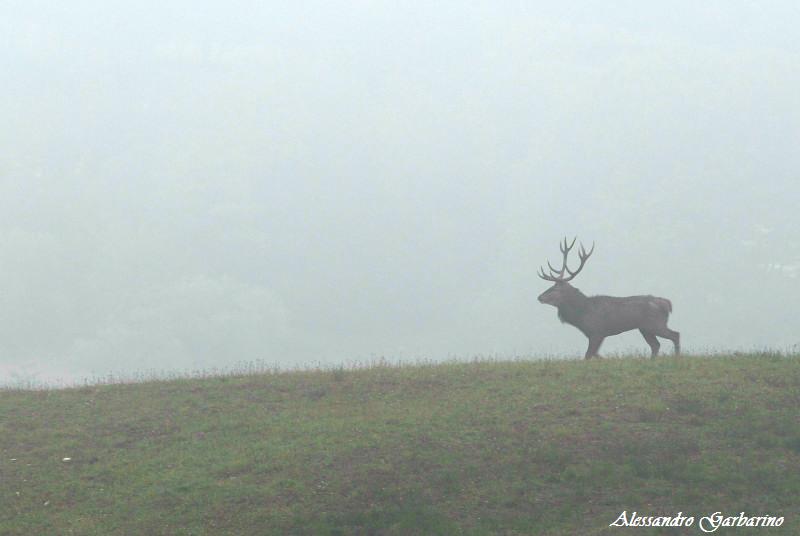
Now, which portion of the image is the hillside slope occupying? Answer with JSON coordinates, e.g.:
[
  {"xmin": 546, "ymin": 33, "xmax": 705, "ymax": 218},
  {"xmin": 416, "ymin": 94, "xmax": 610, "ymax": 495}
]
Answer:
[{"xmin": 2, "ymin": 354, "xmax": 799, "ymax": 535}]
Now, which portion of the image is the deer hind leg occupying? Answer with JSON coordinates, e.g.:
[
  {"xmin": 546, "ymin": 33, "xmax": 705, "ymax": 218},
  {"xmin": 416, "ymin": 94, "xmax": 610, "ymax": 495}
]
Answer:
[
  {"xmin": 585, "ymin": 336, "xmax": 605, "ymax": 359},
  {"xmin": 653, "ymin": 327, "xmax": 680, "ymax": 355},
  {"xmin": 669, "ymin": 329, "xmax": 680, "ymax": 355},
  {"xmin": 639, "ymin": 329, "xmax": 660, "ymax": 357}
]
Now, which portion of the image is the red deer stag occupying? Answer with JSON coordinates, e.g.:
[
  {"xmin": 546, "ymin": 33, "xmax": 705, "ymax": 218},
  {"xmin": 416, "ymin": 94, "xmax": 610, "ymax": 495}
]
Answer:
[{"xmin": 538, "ymin": 238, "xmax": 680, "ymax": 359}]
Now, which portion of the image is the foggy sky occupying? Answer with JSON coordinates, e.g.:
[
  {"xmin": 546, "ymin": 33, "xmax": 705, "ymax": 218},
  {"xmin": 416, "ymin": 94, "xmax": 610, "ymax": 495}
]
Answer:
[{"xmin": 2, "ymin": 2, "xmax": 799, "ymax": 384}]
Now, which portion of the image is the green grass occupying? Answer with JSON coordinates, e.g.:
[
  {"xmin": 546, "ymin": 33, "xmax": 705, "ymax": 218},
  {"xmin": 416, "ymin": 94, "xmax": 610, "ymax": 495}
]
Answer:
[{"xmin": 2, "ymin": 353, "xmax": 799, "ymax": 535}]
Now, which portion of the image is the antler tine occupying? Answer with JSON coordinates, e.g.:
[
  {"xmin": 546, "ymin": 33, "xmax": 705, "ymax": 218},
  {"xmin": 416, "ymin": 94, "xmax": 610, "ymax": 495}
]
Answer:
[
  {"xmin": 559, "ymin": 236, "xmax": 577, "ymax": 255},
  {"xmin": 538, "ymin": 266, "xmax": 559, "ymax": 282},
  {"xmin": 548, "ymin": 236, "xmax": 576, "ymax": 278},
  {"xmin": 547, "ymin": 260, "xmax": 563, "ymax": 276},
  {"xmin": 564, "ymin": 241, "xmax": 595, "ymax": 281}
]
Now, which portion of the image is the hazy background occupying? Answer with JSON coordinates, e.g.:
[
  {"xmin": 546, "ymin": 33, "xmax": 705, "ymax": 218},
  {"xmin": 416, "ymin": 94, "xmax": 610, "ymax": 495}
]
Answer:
[{"xmin": 2, "ymin": 1, "xmax": 798, "ymax": 384}]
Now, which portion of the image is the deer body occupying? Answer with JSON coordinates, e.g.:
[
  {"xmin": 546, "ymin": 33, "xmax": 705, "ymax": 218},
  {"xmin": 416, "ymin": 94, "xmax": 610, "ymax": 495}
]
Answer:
[{"xmin": 538, "ymin": 238, "xmax": 680, "ymax": 359}]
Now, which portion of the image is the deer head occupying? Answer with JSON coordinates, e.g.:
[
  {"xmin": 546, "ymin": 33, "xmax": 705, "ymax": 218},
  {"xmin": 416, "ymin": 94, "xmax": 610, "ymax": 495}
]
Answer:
[{"xmin": 537, "ymin": 237, "xmax": 594, "ymax": 307}]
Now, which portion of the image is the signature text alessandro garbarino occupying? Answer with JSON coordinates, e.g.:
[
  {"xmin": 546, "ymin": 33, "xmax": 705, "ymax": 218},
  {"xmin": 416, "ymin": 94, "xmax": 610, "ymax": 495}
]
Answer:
[{"xmin": 610, "ymin": 511, "xmax": 784, "ymax": 532}]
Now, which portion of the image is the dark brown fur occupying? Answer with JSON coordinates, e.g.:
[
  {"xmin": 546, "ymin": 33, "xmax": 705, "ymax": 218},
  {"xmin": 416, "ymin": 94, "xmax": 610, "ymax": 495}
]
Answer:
[{"xmin": 538, "ymin": 239, "xmax": 680, "ymax": 359}]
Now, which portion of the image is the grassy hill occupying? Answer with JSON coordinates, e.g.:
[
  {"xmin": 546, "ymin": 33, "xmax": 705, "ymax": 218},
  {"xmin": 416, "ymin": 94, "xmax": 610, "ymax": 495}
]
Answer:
[{"xmin": 2, "ymin": 353, "xmax": 799, "ymax": 535}]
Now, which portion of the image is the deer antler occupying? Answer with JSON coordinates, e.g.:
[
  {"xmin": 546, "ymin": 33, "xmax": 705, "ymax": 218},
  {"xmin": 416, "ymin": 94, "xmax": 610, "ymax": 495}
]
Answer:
[{"xmin": 538, "ymin": 237, "xmax": 594, "ymax": 282}]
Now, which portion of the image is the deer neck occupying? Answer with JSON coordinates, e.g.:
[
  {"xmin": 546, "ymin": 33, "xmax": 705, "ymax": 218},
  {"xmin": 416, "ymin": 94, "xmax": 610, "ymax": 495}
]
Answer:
[{"xmin": 556, "ymin": 286, "xmax": 589, "ymax": 327}]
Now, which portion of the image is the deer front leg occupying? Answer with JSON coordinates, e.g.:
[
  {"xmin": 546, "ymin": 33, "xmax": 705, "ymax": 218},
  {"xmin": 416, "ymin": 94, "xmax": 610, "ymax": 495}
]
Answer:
[{"xmin": 585, "ymin": 336, "xmax": 605, "ymax": 359}]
